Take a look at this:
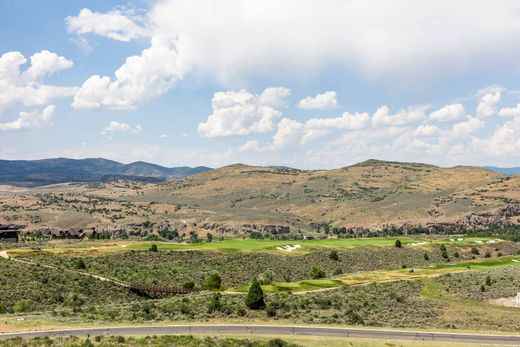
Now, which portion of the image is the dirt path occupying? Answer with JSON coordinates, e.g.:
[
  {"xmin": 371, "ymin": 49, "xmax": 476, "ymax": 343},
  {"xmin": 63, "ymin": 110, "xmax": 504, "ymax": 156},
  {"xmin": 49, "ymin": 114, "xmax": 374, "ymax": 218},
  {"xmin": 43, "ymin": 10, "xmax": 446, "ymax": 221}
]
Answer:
[{"xmin": 1, "ymin": 250, "xmax": 129, "ymax": 288}]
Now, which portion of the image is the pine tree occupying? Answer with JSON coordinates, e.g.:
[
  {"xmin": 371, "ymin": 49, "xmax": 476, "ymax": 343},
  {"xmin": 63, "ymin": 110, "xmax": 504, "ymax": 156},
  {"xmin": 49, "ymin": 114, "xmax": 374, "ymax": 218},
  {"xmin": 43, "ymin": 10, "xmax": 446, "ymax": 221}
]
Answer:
[{"xmin": 245, "ymin": 277, "xmax": 265, "ymax": 310}]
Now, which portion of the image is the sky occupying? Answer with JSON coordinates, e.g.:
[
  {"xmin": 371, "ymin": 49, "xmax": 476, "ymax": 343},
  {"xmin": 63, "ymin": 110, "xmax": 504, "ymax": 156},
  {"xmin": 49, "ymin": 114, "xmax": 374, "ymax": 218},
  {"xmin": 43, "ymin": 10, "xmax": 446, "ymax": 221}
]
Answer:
[{"xmin": 1, "ymin": 0, "xmax": 520, "ymax": 169}]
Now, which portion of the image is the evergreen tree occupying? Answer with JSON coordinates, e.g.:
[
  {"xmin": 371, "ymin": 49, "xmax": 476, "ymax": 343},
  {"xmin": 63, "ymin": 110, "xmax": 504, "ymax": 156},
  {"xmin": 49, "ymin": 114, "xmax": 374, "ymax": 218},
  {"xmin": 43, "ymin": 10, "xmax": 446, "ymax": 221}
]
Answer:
[
  {"xmin": 245, "ymin": 277, "xmax": 265, "ymax": 310},
  {"xmin": 395, "ymin": 239, "xmax": 402, "ymax": 248}
]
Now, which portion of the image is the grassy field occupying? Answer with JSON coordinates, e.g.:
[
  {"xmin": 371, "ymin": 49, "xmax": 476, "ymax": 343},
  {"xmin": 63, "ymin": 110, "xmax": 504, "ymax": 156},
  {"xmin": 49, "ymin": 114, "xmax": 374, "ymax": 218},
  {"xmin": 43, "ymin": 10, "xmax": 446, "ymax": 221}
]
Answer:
[{"xmin": 4, "ymin": 236, "xmax": 501, "ymax": 256}]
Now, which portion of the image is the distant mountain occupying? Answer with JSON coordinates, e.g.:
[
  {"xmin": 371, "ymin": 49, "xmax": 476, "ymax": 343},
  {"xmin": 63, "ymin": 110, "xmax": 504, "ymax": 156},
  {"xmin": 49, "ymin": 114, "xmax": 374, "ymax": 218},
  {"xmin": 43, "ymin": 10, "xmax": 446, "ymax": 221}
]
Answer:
[
  {"xmin": 0, "ymin": 158, "xmax": 212, "ymax": 187},
  {"xmin": 483, "ymin": 166, "xmax": 520, "ymax": 175}
]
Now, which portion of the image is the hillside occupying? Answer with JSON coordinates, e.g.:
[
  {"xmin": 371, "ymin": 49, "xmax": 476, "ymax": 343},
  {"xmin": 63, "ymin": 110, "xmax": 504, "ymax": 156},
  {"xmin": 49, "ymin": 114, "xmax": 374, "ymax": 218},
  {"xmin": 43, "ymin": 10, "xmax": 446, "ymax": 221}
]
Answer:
[
  {"xmin": 0, "ymin": 158, "xmax": 212, "ymax": 187},
  {"xmin": 133, "ymin": 159, "xmax": 519, "ymax": 231},
  {"xmin": 0, "ymin": 159, "xmax": 519, "ymax": 233}
]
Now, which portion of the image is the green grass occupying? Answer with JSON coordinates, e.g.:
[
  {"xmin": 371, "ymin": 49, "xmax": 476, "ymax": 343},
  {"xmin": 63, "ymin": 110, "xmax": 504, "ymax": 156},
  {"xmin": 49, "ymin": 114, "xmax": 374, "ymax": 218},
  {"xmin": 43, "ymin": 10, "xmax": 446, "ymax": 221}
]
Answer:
[
  {"xmin": 5, "ymin": 236, "xmax": 500, "ymax": 257},
  {"xmin": 235, "ymin": 279, "xmax": 343, "ymax": 293},
  {"xmin": 125, "ymin": 236, "xmax": 498, "ymax": 253}
]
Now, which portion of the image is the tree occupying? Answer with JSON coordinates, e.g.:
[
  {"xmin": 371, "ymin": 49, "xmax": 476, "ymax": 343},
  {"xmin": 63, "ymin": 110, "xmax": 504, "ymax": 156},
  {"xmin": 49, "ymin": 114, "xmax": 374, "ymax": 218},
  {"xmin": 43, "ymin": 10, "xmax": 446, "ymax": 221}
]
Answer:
[
  {"xmin": 329, "ymin": 250, "xmax": 339, "ymax": 261},
  {"xmin": 149, "ymin": 244, "xmax": 158, "ymax": 252},
  {"xmin": 471, "ymin": 247, "xmax": 479, "ymax": 255},
  {"xmin": 206, "ymin": 233, "xmax": 213, "ymax": 242},
  {"xmin": 485, "ymin": 275, "xmax": 492, "ymax": 286},
  {"xmin": 207, "ymin": 293, "xmax": 222, "ymax": 313},
  {"xmin": 395, "ymin": 240, "xmax": 402, "ymax": 248},
  {"xmin": 423, "ymin": 253, "xmax": 429, "ymax": 261},
  {"xmin": 309, "ymin": 267, "xmax": 326, "ymax": 279},
  {"xmin": 245, "ymin": 277, "xmax": 265, "ymax": 310},
  {"xmin": 0, "ymin": 303, "xmax": 7, "ymax": 314},
  {"xmin": 203, "ymin": 273, "xmax": 222, "ymax": 290}
]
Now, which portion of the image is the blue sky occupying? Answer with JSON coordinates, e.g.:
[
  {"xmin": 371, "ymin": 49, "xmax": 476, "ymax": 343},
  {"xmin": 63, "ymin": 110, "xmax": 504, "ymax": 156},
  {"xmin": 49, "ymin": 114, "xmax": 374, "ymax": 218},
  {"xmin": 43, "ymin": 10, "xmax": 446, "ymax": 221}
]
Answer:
[{"xmin": 1, "ymin": 0, "xmax": 520, "ymax": 168}]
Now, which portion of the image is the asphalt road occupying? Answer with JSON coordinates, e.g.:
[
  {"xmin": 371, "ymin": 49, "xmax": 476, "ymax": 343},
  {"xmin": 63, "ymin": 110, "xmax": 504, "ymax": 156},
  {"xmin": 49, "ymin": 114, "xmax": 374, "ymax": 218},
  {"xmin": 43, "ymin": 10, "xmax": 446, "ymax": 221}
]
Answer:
[{"xmin": 1, "ymin": 325, "xmax": 520, "ymax": 345}]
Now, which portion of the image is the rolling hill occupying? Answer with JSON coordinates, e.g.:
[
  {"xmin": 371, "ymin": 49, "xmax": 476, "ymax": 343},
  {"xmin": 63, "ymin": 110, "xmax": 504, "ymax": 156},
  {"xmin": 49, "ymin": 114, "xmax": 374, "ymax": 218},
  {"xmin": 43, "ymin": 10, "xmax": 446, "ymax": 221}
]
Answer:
[
  {"xmin": 0, "ymin": 159, "xmax": 519, "ymax": 233},
  {"xmin": 0, "ymin": 158, "xmax": 212, "ymax": 187}
]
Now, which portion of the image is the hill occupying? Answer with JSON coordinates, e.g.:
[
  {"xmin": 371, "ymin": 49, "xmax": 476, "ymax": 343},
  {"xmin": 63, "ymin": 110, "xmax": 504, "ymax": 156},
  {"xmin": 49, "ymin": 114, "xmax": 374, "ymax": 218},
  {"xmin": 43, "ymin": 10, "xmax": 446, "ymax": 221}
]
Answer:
[
  {"xmin": 0, "ymin": 158, "xmax": 212, "ymax": 187},
  {"xmin": 0, "ymin": 159, "xmax": 519, "ymax": 233}
]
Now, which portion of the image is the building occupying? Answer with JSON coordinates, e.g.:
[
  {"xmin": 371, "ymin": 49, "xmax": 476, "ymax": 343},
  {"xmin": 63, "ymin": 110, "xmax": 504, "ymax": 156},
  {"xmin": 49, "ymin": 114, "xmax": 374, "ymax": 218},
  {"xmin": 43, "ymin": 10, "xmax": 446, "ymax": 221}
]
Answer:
[{"xmin": 0, "ymin": 225, "xmax": 22, "ymax": 242}]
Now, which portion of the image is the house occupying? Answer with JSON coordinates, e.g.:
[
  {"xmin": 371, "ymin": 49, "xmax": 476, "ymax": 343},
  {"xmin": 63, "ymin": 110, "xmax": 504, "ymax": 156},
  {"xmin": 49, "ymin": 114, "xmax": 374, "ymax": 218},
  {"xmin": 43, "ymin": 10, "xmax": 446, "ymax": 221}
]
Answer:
[{"xmin": 0, "ymin": 225, "xmax": 23, "ymax": 242}]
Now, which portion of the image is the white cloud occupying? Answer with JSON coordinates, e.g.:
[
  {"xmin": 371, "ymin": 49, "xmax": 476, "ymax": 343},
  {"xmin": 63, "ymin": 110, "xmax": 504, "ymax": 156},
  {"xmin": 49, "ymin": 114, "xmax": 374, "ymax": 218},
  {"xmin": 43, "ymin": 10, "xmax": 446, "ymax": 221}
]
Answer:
[
  {"xmin": 0, "ymin": 105, "xmax": 55, "ymax": 131},
  {"xmin": 298, "ymin": 91, "xmax": 338, "ymax": 110},
  {"xmin": 0, "ymin": 51, "xmax": 76, "ymax": 109},
  {"xmin": 239, "ymin": 140, "xmax": 260, "ymax": 152},
  {"xmin": 450, "ymin": 117, "xmax": 485, "ymax": 138},
  {"xmin": 101, "ymin": 121, "xmax": 142, "ymax": 135},
  {"xmin": 72, "ymin": 35, "xmax": 183, "ymax": 110},
  {"xmin": 160, "ymin": 133, "xmax": 168, "ymax": 139},
  {"xmin": 371, "ymin": 105, "xmax": 430, "ymax": 127},
  {"xmin": 413, "ymin": 124, "xmax": 440, "ymax": 137},
  {"xmin": 430, "ymin": 103, "xmax": 466, "ymax": 122},
  {"xmin": 147, "ymin": 0, "xmax": 520, "ymax": 86},
  {"xmin": 197, "ymin": 87, "xmax": 290, "ymax": 137},
  {"xmin": 66, "ymin": 8, "xmax": 149, "ymax": 42},
  {"xmin": 476, "ymin": 91, "xmax": 501, "ymax": 118},
  {"xmin": 498, "ymin": 103, "xmax": 520, "ymax": 118},
  {"xmin": 306, "ymin": 111, "xmax": 369, "ymax": 130},
  {"xmin": 473, "ymin": 118, "xmax": 520, "ymax": 156}
]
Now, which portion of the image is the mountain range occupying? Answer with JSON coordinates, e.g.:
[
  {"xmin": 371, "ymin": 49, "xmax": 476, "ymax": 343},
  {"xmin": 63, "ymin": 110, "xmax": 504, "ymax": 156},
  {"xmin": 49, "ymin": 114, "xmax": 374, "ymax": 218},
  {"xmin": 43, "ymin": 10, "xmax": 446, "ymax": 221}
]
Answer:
[{"xmin": 0, "ymin": 158, "xmax": 212, "ymax": 187}]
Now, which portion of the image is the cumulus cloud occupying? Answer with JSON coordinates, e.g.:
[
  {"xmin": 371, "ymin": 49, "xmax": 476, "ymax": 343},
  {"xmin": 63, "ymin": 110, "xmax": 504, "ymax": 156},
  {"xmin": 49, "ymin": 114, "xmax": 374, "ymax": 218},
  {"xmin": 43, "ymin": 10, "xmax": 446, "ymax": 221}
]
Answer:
[
  {"xmin": 197, "ymin": 87, "xmax": 290, "ymax": 137},
  {"xmin": 147, "ymin": 0, "xmax": 520, "ymax": 86},
  {"xmin": 306, "ymin": 111, "xmax": 369, "ymax": 130},
  {"xmin": 66, "ymin": 8, "xmax": 149, "ymax": 42},
  {"xmin": 0, "ymin": 105, "xmax": 55, "ymax": 131},
  {"xmin": 430, "ymin": 104, "xmax": 466, "ymax": 122},
  {"xmin": 472, "ymin": 118, "xmax": 520, "ymax": 156},
  {"xmin": 498, "ymin": 103, "xmax": 520, "ymax": 118},
  {"xmin": 101, "ymin": 121, "xmax": 142, "ymax": 135},
  {"xmin": 68, "ymin": 1, "xmax": 520, "ymax": 110},
  {"xmin": 371, "ymin": 105, "xmax": 430, "ymax": 127},
  {"xmin": 413, "ymin": 124, "xmax": 440, "ymax": 137},
  {"xmin": 476, "ymin": 90, "xmax": 501, "ymax": 118},
  {"xmin": 450, "ymin": 117, "xmax": 485, "ymax": 138},
  {"xmin": 298, "ymin": 91, "xmax": 338, "ymax": 110},
  {"xmin": 72, "ymin": 35, "xmax": 183, "ymax": 110},
  {"xmin": 0, "ymin": 51, "xmax": 76, "ymax": 109}
]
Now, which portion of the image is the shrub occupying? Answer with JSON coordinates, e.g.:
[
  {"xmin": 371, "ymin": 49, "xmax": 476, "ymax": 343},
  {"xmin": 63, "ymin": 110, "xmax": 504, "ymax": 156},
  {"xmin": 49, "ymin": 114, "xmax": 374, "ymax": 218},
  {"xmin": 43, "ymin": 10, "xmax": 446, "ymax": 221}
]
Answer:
[
  {"xmin": 329, "ymin": 250, "xmax": 339, "ymax": 261},
  {"xmin": 245, "ymin": 277, "xmax": 265, "ymax": 310},
  {"xmin": 484, "ymin": 252, "xmax": 491, "ymax": 258},
  {"xmin": 471, "ymin": 247, "xmax": 479, "ymax": 255},
  {"xmin": 454, "ymin": 251, "xmax": 460, "ymax": 258},
  {"xmin": 395, "ymin": 240, "xmax": 402, "ymax": 248},
  {"xmin": 333, "ymin": 268, "xmax": 343, "ymax": 276},
  {"xmin": 423, "ymin": 253, "xmax": 429, "ymax": 261},
  {"xmin": 149, "ymin": 244, "xmax": 158, "ymax": 252},
  {"xmin": 266, "ymin": 305, "xmax": 277, "ymax": 317},
  {"xmin": 0, "ymin": 303, "xmax": 7, "ymax": 314},
  {"xmin": 207, "ymin": 293, "xmax": 223, "ymax": 313},
  {"xmin": 268, "ymin": 338, "xmax": 290, "ymax": 347},
  {"xmin": 485, "ymin": 275, "xmax": 492, "ymax": 286},
  {"xmin": 182, "ymin": 280, "xmax": 195, "ymax": 289},
  {"xmin": 206, "ymin": 233, "xmax": 213, "ymax": 242},
  {"xmin": 480, "ymin": 285, "xmax": 486, "ymax": 292},
  {"xmin": 309, "ymin": 267, "xmax": 326, "ymax": 279},
  {"xmin": 74, "ymin": 258, "xmax": 87, "ymax": 270},
  {"xmin": 204, "ymin": 273, "xmax": 222, "ymax": 290},
  {"xmin": 13, "ymin": 299, "xmax": 31, "ymax": 313}
]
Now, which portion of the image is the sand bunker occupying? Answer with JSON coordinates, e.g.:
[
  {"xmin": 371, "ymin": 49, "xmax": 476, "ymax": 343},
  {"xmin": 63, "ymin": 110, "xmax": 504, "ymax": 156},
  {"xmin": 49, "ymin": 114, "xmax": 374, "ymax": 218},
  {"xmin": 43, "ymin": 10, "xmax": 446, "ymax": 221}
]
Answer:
[{"xmin": 276, "ymin": 244, "xmax": 302, "ymax": 252}]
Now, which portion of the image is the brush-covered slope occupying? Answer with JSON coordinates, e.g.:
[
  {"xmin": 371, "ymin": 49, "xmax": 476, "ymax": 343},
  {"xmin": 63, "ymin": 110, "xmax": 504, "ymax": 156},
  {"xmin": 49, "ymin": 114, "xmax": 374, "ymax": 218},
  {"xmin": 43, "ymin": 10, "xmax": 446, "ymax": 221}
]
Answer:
[{"xmin": 138, "ymin": 159, "xmax": 520, "ymax": 229}]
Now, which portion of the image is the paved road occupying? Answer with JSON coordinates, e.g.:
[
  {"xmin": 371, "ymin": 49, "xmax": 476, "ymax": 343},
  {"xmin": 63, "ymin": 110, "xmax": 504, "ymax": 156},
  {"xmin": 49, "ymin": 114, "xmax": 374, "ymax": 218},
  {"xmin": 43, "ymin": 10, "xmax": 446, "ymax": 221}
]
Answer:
[{"xmin": 1, "ymin": 325, "xmax": 520, "ymax": 345}]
